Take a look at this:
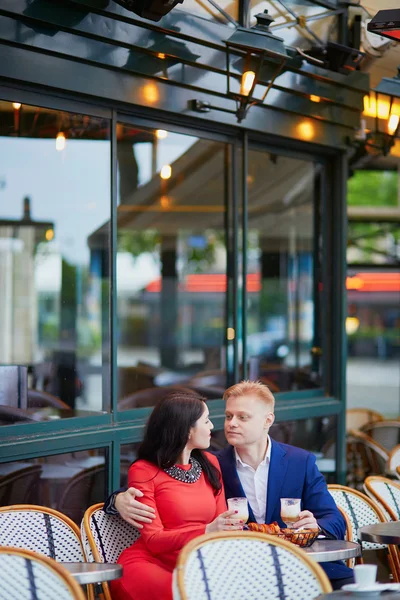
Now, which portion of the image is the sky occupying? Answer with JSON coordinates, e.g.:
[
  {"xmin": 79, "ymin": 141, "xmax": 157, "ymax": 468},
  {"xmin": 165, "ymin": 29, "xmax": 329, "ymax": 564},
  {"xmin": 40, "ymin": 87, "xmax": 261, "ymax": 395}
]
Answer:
[{"xmin": 0, "ymin": 131, "xmax": 196, "ymax": 292}]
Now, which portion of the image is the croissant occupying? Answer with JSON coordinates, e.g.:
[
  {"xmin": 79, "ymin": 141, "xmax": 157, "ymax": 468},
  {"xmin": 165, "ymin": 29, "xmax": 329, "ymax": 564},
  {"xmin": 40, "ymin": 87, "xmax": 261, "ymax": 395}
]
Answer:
[{"xmin": 248, "ymin": 521, "xmax": 281, "ymax": 534}]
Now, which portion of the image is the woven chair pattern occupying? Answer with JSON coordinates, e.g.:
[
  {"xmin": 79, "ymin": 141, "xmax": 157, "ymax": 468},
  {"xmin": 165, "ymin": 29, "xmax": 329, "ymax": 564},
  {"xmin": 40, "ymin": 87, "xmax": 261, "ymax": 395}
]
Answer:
[
  {"xmin": 0, "ymin": 550, "xmax": 84, "ymax": 600},
  {"xmin": 84, "ymin": 506, "xmax": 140, "ymax": 563},
  {"xmin": 80, "ymin": 521, "xmax": 95, "ymax": 562},
  {"xmin": 0, "ymin": 509, "xmax": 84, "ymax": 561},
  {"xmin": 388, "ymin": 446, "xmax": 400, "ymax": 475},
  {"xmin": 364, "ymin": 478, "xmax": 400, "ymax": 521},
  {"xmin": 328, "ymin": 489, "xmax": 385, "ymax": 550},
  {"xmin": 175, "ymin": 537, "xmax": 328, "ymax": 600}
]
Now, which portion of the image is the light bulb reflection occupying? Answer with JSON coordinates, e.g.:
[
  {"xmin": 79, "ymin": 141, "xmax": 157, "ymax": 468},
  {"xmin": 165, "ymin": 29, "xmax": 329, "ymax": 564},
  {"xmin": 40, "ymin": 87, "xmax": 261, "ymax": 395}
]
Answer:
[
  {"xmin": 12, "ymin": 103, "xmax": 21, "ymax": 110},
  {"xmin": 56, "ymin": 132, "xmax": 66, "ymax": 151},
  {"xmin": 346, "ymin": 317, "xmax": 360, "ymax": 335},
  {"xmin": 297, "ymin": 121, "xmax": 315, "ymax": 140},
  {"xmin": 156, "ymin": 129, "xmax": 168, "ymax": 139},
  {"xmin": 240, "ymin": 71, "xmax": 255, "ymax": 96},
  {"xmin": 160, "ymin": 165, "xmax": 172, "ymax": 180}
]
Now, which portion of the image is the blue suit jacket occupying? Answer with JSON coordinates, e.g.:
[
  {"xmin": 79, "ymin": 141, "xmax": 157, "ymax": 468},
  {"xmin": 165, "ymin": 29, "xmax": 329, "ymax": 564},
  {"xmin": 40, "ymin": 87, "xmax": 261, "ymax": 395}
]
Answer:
[{"xmin": 215, "ymin": 441, "xmax": 353, "ymax": 581}]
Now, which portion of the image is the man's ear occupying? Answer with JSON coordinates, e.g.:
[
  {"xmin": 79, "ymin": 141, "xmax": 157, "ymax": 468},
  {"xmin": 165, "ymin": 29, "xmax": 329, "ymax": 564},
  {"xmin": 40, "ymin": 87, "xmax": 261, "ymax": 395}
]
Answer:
[{"xmin": 265, "ymin": 412, "xmax": 275, "ymax": 429}]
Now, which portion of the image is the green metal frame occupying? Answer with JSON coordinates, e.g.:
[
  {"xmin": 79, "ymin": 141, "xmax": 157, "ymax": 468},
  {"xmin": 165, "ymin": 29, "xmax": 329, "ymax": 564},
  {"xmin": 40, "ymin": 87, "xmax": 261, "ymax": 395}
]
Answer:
[{"xmin": 0, "ymin": 79, "xmax": 347, "ymax": 489}]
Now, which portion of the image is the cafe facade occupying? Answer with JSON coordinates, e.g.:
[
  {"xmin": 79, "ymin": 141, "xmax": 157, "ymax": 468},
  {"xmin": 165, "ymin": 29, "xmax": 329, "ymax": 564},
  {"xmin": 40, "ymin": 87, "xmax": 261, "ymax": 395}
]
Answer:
[{"xmin": 0, "ymin": 0, "xmax": 370, "ymax": 516}]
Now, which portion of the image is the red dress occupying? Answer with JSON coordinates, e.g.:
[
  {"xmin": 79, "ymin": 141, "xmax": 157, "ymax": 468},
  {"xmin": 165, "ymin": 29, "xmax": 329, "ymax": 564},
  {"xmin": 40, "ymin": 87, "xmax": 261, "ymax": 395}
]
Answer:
[{"xmin": 110, "ymin": 452, "xmax": 226, "ymax": 600}]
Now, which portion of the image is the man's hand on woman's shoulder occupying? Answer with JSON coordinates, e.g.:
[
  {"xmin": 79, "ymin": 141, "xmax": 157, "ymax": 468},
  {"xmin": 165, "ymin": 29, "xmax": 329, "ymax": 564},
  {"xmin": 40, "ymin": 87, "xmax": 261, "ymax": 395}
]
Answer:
[{"xmin": 115, "ymin": 488, "xmax": 156, "ymax": 529}]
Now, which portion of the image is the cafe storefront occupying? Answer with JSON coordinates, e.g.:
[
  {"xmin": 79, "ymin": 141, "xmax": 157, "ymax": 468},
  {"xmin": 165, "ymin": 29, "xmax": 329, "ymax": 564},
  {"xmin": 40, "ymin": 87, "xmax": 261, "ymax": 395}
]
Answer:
[{"xmin": 0, "ymin": 0, "xmax": 369, "ymax": 521}]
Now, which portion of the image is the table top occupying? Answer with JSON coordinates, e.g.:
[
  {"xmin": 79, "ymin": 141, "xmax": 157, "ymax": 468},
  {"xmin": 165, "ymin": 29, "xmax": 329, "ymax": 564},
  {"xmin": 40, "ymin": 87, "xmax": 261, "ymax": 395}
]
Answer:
[
  {"xmin": 303, "ymin": 539, "xmax": 361, "ymax": 563},
  {"xmin": 61, "ymin": 562, "xmax": 122, "ymax": 585},
  {"xmin": 359, "ymin": 522, "xmax": 400, "ymax": 545}
]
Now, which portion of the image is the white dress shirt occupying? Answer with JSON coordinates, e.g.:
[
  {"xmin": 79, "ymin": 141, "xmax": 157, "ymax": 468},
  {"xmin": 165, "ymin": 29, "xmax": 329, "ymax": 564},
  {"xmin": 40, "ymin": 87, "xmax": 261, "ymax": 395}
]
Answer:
[{"xmin": 234, "ymin": 436, "xmax": 271, "ymax": 524}]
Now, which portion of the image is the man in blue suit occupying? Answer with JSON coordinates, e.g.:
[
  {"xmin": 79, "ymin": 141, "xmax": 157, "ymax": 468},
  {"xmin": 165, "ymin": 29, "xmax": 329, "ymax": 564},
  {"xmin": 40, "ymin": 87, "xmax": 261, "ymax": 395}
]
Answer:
[{"xmin": 104, "ymin": 380, "xmax": 353, "ymax": 589}]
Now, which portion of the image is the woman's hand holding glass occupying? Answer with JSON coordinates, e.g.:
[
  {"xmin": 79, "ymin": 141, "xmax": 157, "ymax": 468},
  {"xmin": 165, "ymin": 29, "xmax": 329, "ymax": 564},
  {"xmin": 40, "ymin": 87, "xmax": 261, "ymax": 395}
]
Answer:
[{"xmin": 205, "ymin": 510, "xmax": 244, "ymax": 533}]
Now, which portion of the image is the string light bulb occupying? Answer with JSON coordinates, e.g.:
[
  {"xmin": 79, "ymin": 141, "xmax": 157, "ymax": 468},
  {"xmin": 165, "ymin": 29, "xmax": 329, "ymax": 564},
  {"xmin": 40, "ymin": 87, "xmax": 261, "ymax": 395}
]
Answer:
[
  {"xmin": 12, "ymin": 102, "xmax": 21, "ymax": 110},
  {"xmin": 240, "ymin": 71, "xmax": 255, "ymax": 96},
  {"xmin": 388, "ymin": 113, "xmax": 400, "ymax": 135}
]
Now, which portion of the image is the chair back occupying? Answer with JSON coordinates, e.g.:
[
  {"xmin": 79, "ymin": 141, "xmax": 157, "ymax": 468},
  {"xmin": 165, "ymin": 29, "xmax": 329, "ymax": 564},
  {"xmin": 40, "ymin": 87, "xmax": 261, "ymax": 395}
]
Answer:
[
  {"xmin": 361, "ymin": 421, "xmax": 400, "ymax": 453},
  {"xmin": 82, "ymin": 503, "xmax": 140, "ymax": 563},
  {"xmin": 173, "ymin": 531, "xmax": 332, "ymax": 600},
  {"xmin": 0, "ymin": 546, "xmax": 85, "ymax": 600},
  {"xmin": 0, "ymin": 465, "xmax": 42, "ymax": 505},
  {"xmin": 27, "ymin": 389, "xmax": 70, "ymax": 410},
  {"xmin": 364, "ymin": 476, "xmax": 400, "ymax": 521},
  {"xmin": 57, "ymin": 465, "xmax": 105, "ymax": 525},
  {"xmin": 118, "ymin": 386, "xmax": 192, "ymax": 410},
  {"xmin": 328, "ymin": 485, "xmax": 387, "ymax": 550},
  {"xmin": 387, "ymin": 445, "xmax": 400, "ymax": 476},
  {"xmin": 82, "ymin": 503, "xmax": 141, "ymax": 600},
  {"xmin": 346, "ymin": 429, "xmax": 389, "ymax": 490},
  {"xmin": 346, "ymin": 408, "xmax": 384, "ymax": 432},
  {"xmin": 0, "ymin": 505, "xmax": 85, "ymax": 562},
  {"xmin": 328, "ymin": 484, "xmax": 400, "ymax": 582}
]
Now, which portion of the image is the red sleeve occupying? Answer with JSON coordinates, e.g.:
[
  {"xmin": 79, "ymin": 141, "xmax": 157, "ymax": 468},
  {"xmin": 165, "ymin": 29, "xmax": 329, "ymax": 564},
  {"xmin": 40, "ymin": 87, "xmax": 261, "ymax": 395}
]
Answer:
[{"xmin": 128, "ymin": 461, "xmax": 208, "ymax": 555}]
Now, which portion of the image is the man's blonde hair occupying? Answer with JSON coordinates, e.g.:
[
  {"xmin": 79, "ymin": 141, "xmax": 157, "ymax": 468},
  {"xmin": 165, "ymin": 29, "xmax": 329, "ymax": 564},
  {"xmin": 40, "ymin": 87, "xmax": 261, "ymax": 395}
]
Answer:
[{"xmin": 223, "ymin": 380, "xmax": 275, "ymax": 410}]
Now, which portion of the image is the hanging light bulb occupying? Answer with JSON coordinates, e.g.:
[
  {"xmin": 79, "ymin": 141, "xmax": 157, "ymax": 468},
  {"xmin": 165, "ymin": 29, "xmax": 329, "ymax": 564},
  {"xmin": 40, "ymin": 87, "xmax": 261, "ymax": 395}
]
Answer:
[
  {"xmin": 240, "ymin": 71, "xmax": 256, "ymax": 96},
  {"xmin": 12, "ymin": 102, "xmax": 21, "ymax": 110},
  {"xmin": 388, "ymin": 113, "xmax": 400, "ymax": 135},
  {"xmin": 56, "ymin": 132, "xmax": 66, "ymax": 151}
]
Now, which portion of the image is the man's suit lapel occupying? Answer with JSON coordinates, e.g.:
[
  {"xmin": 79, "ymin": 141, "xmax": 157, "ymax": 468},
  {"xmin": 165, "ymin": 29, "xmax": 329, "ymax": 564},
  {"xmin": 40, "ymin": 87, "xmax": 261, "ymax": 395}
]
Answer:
[
  {"xmin": 217, "ymin": 446, "xmax": 256, "ymax": 523},
  {"xmin": 265, "ymin": 440, "xmax": 288, "ymax": 524}
]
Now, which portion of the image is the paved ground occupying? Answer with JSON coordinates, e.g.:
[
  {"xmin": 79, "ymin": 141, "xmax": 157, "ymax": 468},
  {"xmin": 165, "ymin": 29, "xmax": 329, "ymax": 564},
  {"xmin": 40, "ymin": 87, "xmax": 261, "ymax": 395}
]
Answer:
[{"xmin": 347, "ymin": 358, "xmax": 400, "ymax": 418}]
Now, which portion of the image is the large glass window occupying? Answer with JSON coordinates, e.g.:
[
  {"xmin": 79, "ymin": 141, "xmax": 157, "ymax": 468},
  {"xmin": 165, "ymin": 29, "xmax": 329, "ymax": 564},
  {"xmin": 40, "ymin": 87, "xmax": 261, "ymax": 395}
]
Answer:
[
  {"xmin": 0, "ymin": 448, "xmax": 107, "ymax": 524},
  {"xmin": 346, "ymin": 169, "xmax": 400, "ymax": 420},
  {"xmin": 116, "ymin": 125, "xmax": 229, "ymax": 408},
  {"xmin": 0, "ymin": 101, "xmax": 110, "ymax": 424},
  {"xmin": 245, "ymin": 149, "xmax": 322, "ymax": 392}
]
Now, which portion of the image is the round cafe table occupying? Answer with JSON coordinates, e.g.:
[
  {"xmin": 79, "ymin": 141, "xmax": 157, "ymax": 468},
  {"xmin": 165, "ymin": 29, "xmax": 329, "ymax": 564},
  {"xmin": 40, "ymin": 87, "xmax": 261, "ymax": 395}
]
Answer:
[
  {"xmin": 359, "ymin": 523, "xmax": 400, "ymax": 545},
  {"xmin": 61, "ymin": 562, "xmax": 122, "ymax": 585},
  {"xmin": 303, "ymin": 539, "xmax": 361, "ymax": 563}
]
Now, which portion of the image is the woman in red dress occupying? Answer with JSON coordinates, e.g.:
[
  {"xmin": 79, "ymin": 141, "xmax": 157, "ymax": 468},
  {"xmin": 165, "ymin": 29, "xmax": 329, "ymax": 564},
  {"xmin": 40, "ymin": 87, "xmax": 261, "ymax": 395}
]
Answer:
[{"xmin": 110, "ymin": 391, "xmax": 236, "ymax": 600}]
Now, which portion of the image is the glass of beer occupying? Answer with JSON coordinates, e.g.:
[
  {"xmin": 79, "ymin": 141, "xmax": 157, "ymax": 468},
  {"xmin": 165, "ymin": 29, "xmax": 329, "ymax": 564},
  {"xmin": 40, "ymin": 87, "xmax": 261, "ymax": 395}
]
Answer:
[
  {"xmin": 280, "ymin": 498, "xmax": 301, "ymax": 528},
  {"xmin": 223, "ymin": 497, "xmax": 249, "ymax": 530}
]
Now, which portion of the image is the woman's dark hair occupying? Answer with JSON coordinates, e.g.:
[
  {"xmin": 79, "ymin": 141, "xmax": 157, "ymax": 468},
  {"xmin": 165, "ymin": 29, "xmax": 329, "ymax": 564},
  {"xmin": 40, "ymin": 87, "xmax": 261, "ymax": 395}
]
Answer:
[{"xmin": 137, "ymin": 390, "xmax": 221, "ymax": 493}]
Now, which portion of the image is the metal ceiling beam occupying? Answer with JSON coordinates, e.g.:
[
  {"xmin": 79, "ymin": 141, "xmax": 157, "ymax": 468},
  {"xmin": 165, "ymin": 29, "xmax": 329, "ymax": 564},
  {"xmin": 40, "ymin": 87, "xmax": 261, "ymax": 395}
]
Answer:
[{"xmin": 303, "ymin": 0, "xmax": 341, "ymax": 10}]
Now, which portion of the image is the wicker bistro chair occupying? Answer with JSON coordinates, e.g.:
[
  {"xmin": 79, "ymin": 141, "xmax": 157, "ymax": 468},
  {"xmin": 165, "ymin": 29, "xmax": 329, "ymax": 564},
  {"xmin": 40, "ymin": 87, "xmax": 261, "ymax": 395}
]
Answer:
[
  {"xmin": 0, "ymin": 546, "xmax": 85, "ymax": 600},
  {"xmin": 364, "ymin": 476, "xmax": 400, "ymax": 521},
  {"xmin": 173, "ymin": 531, "xmax": 332, "ymax": 600},
  {"xmin": 387, "ymin": 445, "xmax": 400, "ymax": 478},
  {"xmin": 82, "ymin": 503, "xmax": 141, "ymax": 600},
  {"xmin": 0, "ymin": 505, "xmax": 94, "ymax": 599},
  {"xmin": 361, "ymin": 421, "xmax": 400, "ymax": 453},
  {"xmin": 328, "ymin": 485, "xmax": 400, "ymax": 582},
  {"xmin": 346, "ymin": 409, "xmax": 384, "ymax": 432},
  {"xmin": 346, "ymin": 429, "xmax": 389, "ymax": 491},
  {"xmin": 0, "ymin": 465, "xmax": 42, "ymax": 505}
]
